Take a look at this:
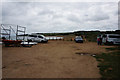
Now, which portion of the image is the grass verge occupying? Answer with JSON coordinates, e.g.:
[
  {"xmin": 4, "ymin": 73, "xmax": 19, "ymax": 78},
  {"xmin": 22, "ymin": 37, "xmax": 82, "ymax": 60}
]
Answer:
[{"xmin": 94, "ymin": 46, "xmax": 120, "ymax": 79}]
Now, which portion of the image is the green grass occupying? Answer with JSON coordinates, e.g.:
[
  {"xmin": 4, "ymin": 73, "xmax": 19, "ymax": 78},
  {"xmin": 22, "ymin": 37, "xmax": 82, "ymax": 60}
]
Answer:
[
  {"xmin": 106, "ymin": 47, "xmax": 120, "ymax": 51},
  {"xmin": 94, "ymin": 46, "xmax": 120, "ymax": 79}
]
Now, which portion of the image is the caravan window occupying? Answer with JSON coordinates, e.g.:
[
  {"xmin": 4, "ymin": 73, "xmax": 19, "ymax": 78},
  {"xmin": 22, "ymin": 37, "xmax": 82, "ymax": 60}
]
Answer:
[
  {"xmin": 29, "ymin": 35, "xmax": 37, "ymax": 37},
  {"xmin": 109, "ymin": 35, "xmax": 120, "ymax": 38},
  {"xmin": 102, "ymin": 35, "xmax": 107, "ymax": 38},
  {"xmin": 38, "ymin": 36, "xmax": 43, "ymax": 38}
]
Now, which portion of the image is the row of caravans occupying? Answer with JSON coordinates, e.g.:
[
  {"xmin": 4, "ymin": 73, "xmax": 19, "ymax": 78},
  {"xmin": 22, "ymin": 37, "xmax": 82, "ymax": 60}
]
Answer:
[
  {"xmin": 98, "ymin": 34, "xmax": 120, "ymax": 45},
  {"xmin": 27, "ymin": 34, "xmax": 120, "ymax": 45}
]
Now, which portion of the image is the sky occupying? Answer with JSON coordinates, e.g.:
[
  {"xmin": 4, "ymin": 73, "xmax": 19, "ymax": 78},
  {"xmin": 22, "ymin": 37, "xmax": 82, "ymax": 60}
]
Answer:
[{"xmin": 2, "ymin": 2, "xmax": 118, "ymax": 33}]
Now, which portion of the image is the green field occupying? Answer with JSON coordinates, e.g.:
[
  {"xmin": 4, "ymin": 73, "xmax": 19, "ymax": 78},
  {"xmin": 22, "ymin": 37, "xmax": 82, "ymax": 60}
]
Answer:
[{"xmin": 94, "ymin": 46, "xmax": 120, "ymax": 79}]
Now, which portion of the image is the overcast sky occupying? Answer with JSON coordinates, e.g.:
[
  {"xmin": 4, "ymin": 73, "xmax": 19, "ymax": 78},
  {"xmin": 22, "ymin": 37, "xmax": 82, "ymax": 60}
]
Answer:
[{"xmin": 2, "ymin": 2, "xmax": 118, "ymax": 33}]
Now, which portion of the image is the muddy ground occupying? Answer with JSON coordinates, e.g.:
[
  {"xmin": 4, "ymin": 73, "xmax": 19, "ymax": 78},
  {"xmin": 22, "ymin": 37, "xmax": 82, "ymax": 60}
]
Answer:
[{"xmin": 2, "ymin": 41, "xmax": 114, "ymax": 78}]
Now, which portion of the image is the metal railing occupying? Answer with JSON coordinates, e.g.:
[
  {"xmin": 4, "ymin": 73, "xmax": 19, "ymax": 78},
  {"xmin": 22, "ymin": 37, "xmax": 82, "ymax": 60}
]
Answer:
[{"xmin": 0, "ymin": 24, "xmax": 26, "ymax": 41}]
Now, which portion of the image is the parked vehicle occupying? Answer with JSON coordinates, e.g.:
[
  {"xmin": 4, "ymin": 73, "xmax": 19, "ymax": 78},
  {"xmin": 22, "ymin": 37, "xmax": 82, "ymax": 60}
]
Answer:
[
  {"xmin": 74, "ymin": 36, "xmax": 83, "ymax": 43},
  {"xmin": 21, "ymin": 42, "xmax": 37, "ymax": 47},
  {"xmin": 27, "ymin": 34, "xmax": 48, "ymax": 43},
  {"xmin": 102, "ymin": 34, "xmax": 120, "ymax": 45}
]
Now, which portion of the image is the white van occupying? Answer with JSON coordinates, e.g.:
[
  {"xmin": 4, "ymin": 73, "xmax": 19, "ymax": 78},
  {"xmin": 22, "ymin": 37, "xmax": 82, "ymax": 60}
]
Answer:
[
  {"xmin": 27, "ymin": 34, "xmax": 48, "ymax": 43},
  {"xmin": 102, "ymin": 34, "xmax": 120, "ymax": 45}
]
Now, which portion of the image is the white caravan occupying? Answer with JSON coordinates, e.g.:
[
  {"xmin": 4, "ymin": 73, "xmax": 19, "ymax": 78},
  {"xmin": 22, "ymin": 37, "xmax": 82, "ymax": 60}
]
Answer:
[
  {"xmin": 102, "ymin": 34, "xmax": 120, "ymax": 45},
  {"xmin": 27, "ymin": 34, "xmax": 48, "ymax": 43}
]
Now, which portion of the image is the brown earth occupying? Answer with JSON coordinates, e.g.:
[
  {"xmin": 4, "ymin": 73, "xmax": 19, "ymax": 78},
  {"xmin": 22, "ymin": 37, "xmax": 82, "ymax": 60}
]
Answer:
[{"xmin": 2, "ymin": 41, "xmax": 114, "ymax": 78}]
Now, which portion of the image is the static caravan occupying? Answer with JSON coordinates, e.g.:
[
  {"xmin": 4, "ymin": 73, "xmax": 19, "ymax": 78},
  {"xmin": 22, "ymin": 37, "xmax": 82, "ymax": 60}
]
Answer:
[{"xmin": 102, "ymin": 34, "xmax": 120, "ymax": 45}]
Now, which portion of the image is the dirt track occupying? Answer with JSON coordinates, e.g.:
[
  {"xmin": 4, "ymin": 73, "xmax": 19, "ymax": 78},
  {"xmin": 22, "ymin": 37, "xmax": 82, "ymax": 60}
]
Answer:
[{"xmin": 2, "ymin": 41, "xmax": 113, "ymax": 78}]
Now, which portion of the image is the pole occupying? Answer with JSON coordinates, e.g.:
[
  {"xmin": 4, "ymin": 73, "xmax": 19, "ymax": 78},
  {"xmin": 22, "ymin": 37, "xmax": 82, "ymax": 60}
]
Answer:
[
  {"xmin": 23, "ymin": 27, "xmax": 26, "ymax": 41},
  {"xmin": 16, "ymin": 25, "xmax": 18, "ymax": 40},
  {"xmin": 9, "ymin": 26, "xmax": 11, "ymax": 40}
]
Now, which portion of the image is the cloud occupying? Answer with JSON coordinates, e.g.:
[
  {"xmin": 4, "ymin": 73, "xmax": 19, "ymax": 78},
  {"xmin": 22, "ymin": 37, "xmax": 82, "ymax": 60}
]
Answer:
[{"xmin": 2, "ymin": 2, "xmax": 118, "ymax": 33}]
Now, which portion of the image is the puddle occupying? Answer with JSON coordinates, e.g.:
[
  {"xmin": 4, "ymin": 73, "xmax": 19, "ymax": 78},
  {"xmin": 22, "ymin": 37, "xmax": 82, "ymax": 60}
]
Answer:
[
  {"xmin": 2, "ymin": 66, "xmax": 6, "ymax": 69},
  {"xmin": 76, "ymin": 48, "xmax": 82, "ymax": 50},
  {"xmin": 75, "ymin": 52, "xmax": 96, "ymax": 57},
  {"xmin": 75, "ymin": 52, "xmax": 89, "ymax": 55},
  {"xmin": 61, "ymin": 57, "xmax": 76, "ymax": 60},
  {"xmin": 15, "ymin": 60, "xmax": 23, "ymax": 62},
  {"xmin": 24, "ymin": 63, "xmax": 31, "ymax": 66}
]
